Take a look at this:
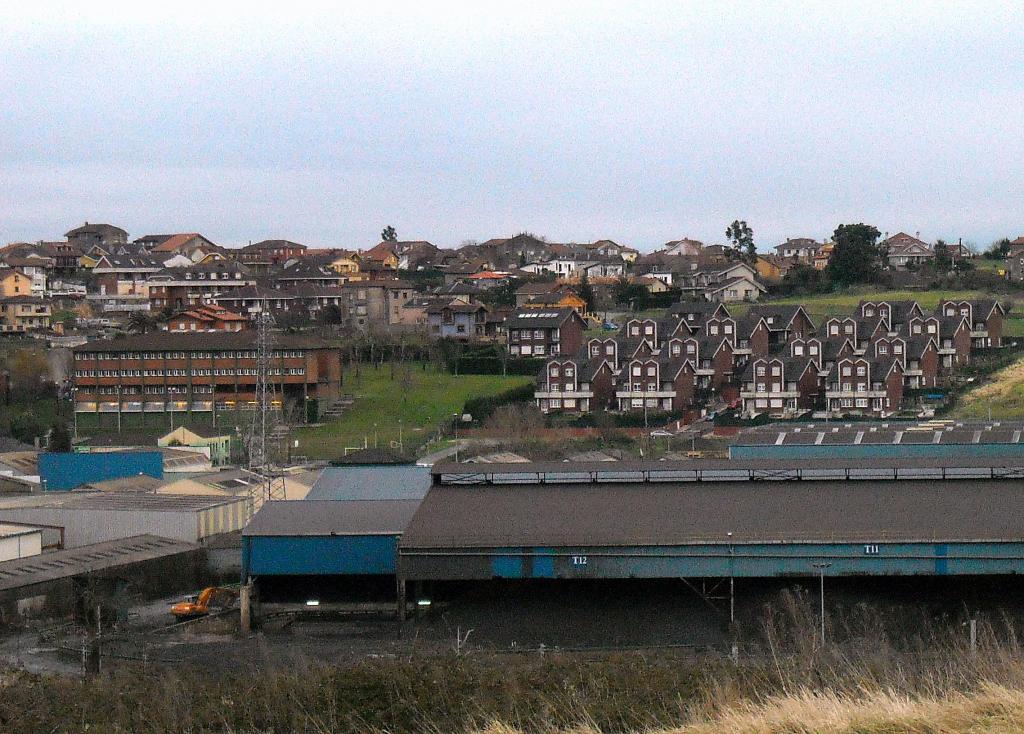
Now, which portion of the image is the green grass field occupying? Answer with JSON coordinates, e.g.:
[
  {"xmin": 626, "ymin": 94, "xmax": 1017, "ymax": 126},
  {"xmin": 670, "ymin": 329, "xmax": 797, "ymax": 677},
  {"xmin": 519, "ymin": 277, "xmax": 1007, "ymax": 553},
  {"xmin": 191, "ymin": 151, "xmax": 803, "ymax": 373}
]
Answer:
[
  {"xmin": 951, "ymin": 355, "xmax": 1024, "ymax": 420},
  {"xmin": 295, "ymin": 364, "xmax": 532, "ymax": 459}
]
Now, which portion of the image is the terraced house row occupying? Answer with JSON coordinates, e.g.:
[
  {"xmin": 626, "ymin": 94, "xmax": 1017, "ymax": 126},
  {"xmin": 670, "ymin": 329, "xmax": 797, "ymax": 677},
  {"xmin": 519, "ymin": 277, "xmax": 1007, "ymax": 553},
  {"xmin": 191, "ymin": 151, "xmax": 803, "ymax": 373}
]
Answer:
[{"xmin": 533, "ymin": 298, "xmax": 1007, "ymax": 419}]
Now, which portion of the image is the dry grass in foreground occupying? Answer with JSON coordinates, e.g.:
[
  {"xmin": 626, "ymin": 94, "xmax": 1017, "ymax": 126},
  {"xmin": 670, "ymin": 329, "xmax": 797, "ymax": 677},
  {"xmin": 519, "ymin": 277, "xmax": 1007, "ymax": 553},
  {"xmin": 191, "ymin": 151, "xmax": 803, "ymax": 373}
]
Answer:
[{"xmin": 476, "ymin": 683, "xmax": 1024, "ymax": 734}]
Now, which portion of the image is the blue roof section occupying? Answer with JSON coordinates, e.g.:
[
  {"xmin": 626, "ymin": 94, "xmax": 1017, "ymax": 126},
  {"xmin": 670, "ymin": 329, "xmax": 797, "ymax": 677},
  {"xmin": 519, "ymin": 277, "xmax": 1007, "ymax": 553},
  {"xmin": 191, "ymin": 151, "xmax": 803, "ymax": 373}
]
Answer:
[{"xmin": 307, "ymin": 465, "xmax": 431, "ymax": 501}]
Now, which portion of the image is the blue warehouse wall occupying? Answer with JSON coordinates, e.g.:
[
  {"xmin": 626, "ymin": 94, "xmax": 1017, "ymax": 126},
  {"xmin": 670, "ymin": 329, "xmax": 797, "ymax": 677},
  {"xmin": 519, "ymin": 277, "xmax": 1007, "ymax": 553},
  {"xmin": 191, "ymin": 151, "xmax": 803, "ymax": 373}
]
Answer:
[
  {"xmin": 729, "ymin": 443, "xmax": 1024, "ymax": 461},
  {"xmin": 39, "ymin": 451, "xmax": 163, "ymax": 491},
  {"xmin": 431, "ymin": 541, "xmax": 1024, "ymax": 581},
  {"xmin": 244, "ymin": 535, "xmax": 399, "ymax": 578}
]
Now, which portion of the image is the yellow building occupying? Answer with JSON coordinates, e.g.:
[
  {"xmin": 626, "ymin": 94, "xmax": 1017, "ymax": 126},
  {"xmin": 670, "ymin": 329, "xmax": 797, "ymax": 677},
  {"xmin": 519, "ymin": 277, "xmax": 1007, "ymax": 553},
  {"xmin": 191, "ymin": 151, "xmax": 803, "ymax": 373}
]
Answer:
[
  {"xmin": 0, "ymin": 297, "xmax": 51, "ymax": 332},
  {"xmin": 755, "ymin": 255, "xmax": 785, "ymax": 281},
  {"xmin": 522, "ymin": 291, "xmax": 588, "ymax": 315},
  {"xmin": 0, "ymin": 268, "xmax": 32, "ymax": 297},
  {"xmin": 813, "ymin": 242, "xmax": 834, "ymax": 270}
]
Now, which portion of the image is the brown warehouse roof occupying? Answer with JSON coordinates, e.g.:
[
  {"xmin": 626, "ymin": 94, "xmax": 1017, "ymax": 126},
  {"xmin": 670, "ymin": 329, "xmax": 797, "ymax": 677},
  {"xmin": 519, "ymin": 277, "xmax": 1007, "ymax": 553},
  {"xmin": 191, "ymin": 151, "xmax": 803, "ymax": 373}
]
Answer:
[{"xmin": 399, "ymin": 480, "xmax": 1024, "ymax": 549}]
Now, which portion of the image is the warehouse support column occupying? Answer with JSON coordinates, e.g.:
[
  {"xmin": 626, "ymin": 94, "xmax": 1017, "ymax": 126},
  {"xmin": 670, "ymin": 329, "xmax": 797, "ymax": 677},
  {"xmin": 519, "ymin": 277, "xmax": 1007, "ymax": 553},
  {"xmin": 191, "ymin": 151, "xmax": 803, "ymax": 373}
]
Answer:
[
  {"xmin": 396, "ymin": 576, "xmax": 406, "ymax": 624},
  {"xmin": 240, "ymin": 581, "xmax": 253, "ymax": 635}
]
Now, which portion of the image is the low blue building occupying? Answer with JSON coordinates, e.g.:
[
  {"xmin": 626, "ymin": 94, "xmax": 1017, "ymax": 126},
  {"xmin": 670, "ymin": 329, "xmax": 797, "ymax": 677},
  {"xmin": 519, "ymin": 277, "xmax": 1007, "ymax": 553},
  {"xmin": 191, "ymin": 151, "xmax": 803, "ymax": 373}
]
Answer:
[{"xmin": 242, "ymin": 465, "xmax": 430, "ymax": 584}]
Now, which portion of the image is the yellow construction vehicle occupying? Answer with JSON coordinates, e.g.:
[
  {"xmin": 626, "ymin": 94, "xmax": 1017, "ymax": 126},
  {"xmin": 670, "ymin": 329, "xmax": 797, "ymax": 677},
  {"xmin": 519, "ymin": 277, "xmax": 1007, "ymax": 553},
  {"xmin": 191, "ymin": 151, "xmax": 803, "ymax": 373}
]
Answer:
[{"xmin": 171, "ymin": 587, "xmax": 238, "ymax": 619}]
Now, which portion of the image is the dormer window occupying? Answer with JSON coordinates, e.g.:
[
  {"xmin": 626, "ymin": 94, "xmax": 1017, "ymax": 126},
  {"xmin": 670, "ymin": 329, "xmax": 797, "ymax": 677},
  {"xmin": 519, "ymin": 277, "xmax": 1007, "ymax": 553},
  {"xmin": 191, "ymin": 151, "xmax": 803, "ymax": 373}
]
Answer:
[
  {"xmin": 709, "ymin": 324, "xmax": 719, "ymax": 335},
  {"xmin": 865, "ymin": 308, "xmax": 874, "ymax": 317},
  {"xmin": 830, "ymin": 324, "xmax": 839, "ymax": 335},
  {"xmin": 894, "ymin": 344, "xmax": 903, "ymax": 354},
  {"xmin": 630, "ymin": 326, "xmax": 639, "ymax": 336},
  {"xmin": 794, "ymin": 345, "xmax": 804, "ymax": 356},
  {"xmin": 809, "ymin": 345, "xmax": 819, "ymax": 355}
]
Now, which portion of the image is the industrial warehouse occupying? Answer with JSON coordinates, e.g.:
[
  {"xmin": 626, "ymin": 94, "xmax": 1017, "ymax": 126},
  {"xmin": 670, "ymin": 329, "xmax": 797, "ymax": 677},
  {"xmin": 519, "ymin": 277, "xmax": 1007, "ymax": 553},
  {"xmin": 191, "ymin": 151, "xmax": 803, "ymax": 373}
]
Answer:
[
  {"xmin": 10, "ymin": 421, "xmax": 1024, "ymax": 656},
  {"xmin": 232, "ymin": 448, "xmax": 1024, "ymax": 630}
]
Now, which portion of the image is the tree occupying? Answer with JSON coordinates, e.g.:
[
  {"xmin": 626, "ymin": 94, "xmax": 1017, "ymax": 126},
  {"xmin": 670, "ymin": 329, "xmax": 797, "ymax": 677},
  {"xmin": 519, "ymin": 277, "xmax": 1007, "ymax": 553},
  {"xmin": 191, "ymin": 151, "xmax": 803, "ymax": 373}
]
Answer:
[
  {"xmin": 577, "ymin": 272, "xmax": 596, "ymax": 314},
  {"xmin": 9, "ymin": 412, "xmax": 42, "ymax": 444},
  {"xmin": 49, "ymin": 421, "xmax": 72, "ymax": 452},
  {"xmin": 933, "ymin": 240, "xmax": 953, "ymax": 274},
  {"xmin": 612, "ymin": 276, "xmax": 647, "ymax": 309},
  {"xmin": 381, "ymin": 225, "xmax": 398, "ymax": 242},
  {"xmin": 127, "ymin": 311, "xmax": 158, "ymax": 334},
  {"xmin": 7, "ymin": 348, "xmax": 50, "ymax": 399},
  {"xmin": 317, "ymin": 304, "xmax": 343, "ymax": 326},
  {"xmin": 984, "ymin": 238, "xmax": 1011, "ymax": 260},
  {"xmin": 826, "ymin": 224, "xmax": 883, "ymax": 286},
  {"xmin": 725, "ymin": 220, "xmax": 756, "ymax": 265}
]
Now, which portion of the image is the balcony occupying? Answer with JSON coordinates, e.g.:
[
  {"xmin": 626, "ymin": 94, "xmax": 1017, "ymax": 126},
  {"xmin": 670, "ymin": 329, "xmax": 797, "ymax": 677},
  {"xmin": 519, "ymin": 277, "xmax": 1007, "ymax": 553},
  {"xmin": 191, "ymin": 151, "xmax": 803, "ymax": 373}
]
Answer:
[
  {"xmin": 535, "ymin": 389, "xmax": 594, "ymax": 399},
  {"xmin": 615, "ymin": 389, "xmax": 677, "ymax": 399}
]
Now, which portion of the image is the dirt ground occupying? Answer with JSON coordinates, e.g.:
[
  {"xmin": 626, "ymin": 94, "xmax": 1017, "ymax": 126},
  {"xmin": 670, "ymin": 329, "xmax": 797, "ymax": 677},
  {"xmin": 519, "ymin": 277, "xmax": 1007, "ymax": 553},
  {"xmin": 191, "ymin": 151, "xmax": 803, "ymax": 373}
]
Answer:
[{"xmin": 6, "ymin": 576, "xmax": 1024, "ymax": 676}]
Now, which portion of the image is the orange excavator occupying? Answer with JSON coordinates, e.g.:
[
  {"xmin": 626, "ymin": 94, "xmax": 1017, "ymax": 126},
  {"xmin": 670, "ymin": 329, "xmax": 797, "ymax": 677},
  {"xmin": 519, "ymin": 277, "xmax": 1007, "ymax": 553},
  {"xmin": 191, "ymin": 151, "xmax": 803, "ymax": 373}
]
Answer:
[{"xmin": 171, "ymin": 587, "xmax": 239, "ymax": 620}]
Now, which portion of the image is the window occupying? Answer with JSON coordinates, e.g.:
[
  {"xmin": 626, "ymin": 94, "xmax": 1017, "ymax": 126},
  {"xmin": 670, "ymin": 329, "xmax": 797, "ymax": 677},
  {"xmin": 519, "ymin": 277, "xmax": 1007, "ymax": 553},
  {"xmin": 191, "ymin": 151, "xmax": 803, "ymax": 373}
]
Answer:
[
  {"xmin": 756, "ymin": 365, "xmax": 765, "ymax": 376},
  {"xmin": 671, "ymin": 344, "xmax": 680, "ymax": 355},
  {"xmin": 550, "ymin": 367, "xmax": 560, "ymax": 377},
  {"xmin": 878, "ymin": 344, "xmax": 888, "ymax": 354},
  {"xmin": 856, "ymin": 366, "xmax": 866, "ymax": 376},
  {"xmin": 646, "ymin": 366, "xmax": 656, "ymax": 376},
  {"xmin": 844, "ymin": 323, "xmax": 854, "ymax": 334},
  {"xmin": 793, "ymin": 345, "xmax": 804, "ymax": 356},
  {"xmin": 771, "ymin": 366, "xmax": 780, "ymax": 376},
  {"xmin": 842, "ymin": 366, "xmax": 851, "ymax": 376},
  {"xmin": 686, "ymin": 343, "xmax": 695, "ymax": 354},
  {"xmin": 894, "ymin": 344, "xmax": 903, "ymax": 354},
  {"xmin": 630, "ymin": 326, "xmax": 640, "ymax": 336},
  {"xmin": 591, "ymin": 345, "xmax": 600, "ymax": 356},
  {"xmin": 709, "ymin": 324, "xmax": 719, "ymax": 335},
  {"xmin": 644, "ymin": 325, "xmax": 653, "ymax": 335},
  {"xmin": 632, "ymin": 365, "xmax": 641, "ymax": 376},
  {"xmin": 724, "ymin": 324, "xmax": 733, "ymax": 334},
  {"xmin": 564, "ymin": 367, "xmax": 574, "ymax": 377},
  {"xmin": 830, "ymin": 324, "xmax": 839, "ymax": 335},
  {"xmin": 605, "ymin": 344, "xmax": 614, "ymax": 355}
]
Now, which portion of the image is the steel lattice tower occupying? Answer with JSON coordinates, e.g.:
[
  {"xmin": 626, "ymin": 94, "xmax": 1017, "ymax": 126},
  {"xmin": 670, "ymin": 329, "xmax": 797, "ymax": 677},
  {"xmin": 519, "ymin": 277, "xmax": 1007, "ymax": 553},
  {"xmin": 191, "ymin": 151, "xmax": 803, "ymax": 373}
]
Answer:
[{"xmin": 247, "ymin": 309, "xmax": 286, "ymax": 506}]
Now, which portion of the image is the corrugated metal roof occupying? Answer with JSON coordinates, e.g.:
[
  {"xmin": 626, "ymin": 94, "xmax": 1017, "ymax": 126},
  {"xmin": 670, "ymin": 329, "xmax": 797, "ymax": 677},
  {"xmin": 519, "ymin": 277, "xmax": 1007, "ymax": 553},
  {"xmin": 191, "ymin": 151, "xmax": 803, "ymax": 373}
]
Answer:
[
  {"xmin": 400, "ymin": 480, "xmax": 1024, "ymax": 549},
  {"xmin": 243, "ymin": 499, "xmax": 421, "ymax": 537},
  {"xmin": 0, "ymin": 535, "xmax": 198, "ymax": 591},
  {"xmin": 733, "ymin": 421, "xmax": 1024, "ymax": 447},
  {"xmin": 0, "ymin": 492, "xmax": 241, "ymax": 512},
  {"xmin": 307, "ymin": 466, "xmax": 430, "ymax": 501}
]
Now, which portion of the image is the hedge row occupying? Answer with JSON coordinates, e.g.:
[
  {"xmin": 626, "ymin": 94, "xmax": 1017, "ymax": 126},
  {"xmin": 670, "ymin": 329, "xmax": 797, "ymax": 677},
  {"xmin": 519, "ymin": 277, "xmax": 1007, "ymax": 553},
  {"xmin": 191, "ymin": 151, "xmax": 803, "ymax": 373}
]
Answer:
[{"xmin": 462, "ymin": 383, "xmax": 537, "ymax": 422}]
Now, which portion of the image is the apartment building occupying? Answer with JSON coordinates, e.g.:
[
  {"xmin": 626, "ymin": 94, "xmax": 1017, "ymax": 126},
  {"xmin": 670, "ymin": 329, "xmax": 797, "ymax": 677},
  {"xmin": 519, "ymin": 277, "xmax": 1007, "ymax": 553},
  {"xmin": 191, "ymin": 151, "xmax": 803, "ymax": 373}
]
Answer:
[{"xmin": 72, "ymin": 332, "xmax": 342, "ymax": 423}]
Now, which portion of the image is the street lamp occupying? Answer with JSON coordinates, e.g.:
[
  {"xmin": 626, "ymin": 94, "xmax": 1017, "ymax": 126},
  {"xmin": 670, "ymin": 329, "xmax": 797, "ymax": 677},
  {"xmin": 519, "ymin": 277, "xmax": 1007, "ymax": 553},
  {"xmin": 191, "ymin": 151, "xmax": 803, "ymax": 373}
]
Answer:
[
  {"xmin": 453, "ymin": 413, "xmax": 459, "ymax": 462},
  {"xmin": 727, "ymin": 531, "xmax": 735, "ymax": 624},
  {"xmin": 811, "ymin": 562, "xmax": 832, "ymax": 644}
]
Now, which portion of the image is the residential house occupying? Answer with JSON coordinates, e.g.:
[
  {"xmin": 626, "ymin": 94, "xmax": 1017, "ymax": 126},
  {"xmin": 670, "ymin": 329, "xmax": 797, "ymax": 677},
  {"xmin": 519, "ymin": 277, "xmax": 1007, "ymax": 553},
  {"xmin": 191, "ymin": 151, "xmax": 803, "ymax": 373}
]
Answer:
[
  {"xmin": 662, "ymin": 238, "xmax": 704, "ymax": 257},
  {"xmin": 812, "ymin": 241, "xmax": 834, "ymax": 270},
  {"xmin": 65, "ymin": 222, "xmax": 128, "ymax": 248},
  {"xmin": 0, "ymin": 268, "xmax": 32, "ymax": 297},
  {"xmin": 165, "ymin": 304, "xmax": 249, "ymax": 333},
  {"xmin": 703, "ymin": 276, "xmax": 766, "ymax": 302},
  {"xmin": 825, "ymin": 356, "xmax": 903, "ymax": 417},
  {"xmin": 334, "ymin": 281, "xmax": 414, "ymax": 330},
  {"xmin": 426, "ymin": 300, "xmax": 495, "ymax": 341},
  {"xmin": 774, "ymin": 237, "xmax": 821, "ymax": 263},
  {"xmin": 883, "ymin": 232, "xmax": 933, "ymax": 270},
  {"xmin": 740, "ymin": 354, "xmax": 820, "ymax": 417},
  {"xmin": 147, "ymin": 262, "xmax": 256, "ymax": 311},
  {"xmin": 615, "ymin": 356, "xmax": 696, "ymax": 413},
  {"xmin": 207, "ymin": 285, "xmax": 298, "ymax": 317},
  {"xmin": 236, "ymin": 240, "xmax": 308, "ymax": 270},
  {"xmin": 535, "ymin": 356, "xmax": 615, "ymax": 414},
  {"xmin": 937, "ymin": 299, "xmax": 1005, "ymax": 348},
  {"xmin": 521, "ymin": 290, "xmax": 588, "ymax": 316},
  {"xmin": 0, "ymin": 296, "xmax": 52, "ymax": 332},
  {"xmin": 506, "ymin": 307, "xmax": 587, "ymax": 357},
  {"xmin": 275, "ymin": 260, "xmax": 343, "ymax": 289}
]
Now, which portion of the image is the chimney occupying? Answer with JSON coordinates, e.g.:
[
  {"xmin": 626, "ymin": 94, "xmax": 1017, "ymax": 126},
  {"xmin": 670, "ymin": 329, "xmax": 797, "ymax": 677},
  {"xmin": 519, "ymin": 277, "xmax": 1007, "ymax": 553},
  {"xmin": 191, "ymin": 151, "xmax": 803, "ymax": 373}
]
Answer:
[{"xmin": 915, "ymin": 231, "xmax": 920, "ymax": 239}]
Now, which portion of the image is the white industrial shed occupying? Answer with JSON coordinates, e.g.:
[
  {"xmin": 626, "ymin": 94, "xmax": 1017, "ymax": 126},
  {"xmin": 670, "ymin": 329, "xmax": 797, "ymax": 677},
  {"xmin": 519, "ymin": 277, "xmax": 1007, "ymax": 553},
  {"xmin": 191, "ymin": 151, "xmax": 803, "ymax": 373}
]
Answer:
[{"xmin": 0, "ymin": 493, "xmax": 250, "ymax": 548}]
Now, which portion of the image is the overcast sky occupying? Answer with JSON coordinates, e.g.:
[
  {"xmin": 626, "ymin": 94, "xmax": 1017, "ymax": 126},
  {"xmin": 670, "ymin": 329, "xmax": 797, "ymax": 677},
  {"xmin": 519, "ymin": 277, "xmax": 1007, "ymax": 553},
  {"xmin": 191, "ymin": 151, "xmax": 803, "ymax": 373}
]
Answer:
[{"xmin": 1, "ymin": 1, "xmax": 1021, "ymax": 252}]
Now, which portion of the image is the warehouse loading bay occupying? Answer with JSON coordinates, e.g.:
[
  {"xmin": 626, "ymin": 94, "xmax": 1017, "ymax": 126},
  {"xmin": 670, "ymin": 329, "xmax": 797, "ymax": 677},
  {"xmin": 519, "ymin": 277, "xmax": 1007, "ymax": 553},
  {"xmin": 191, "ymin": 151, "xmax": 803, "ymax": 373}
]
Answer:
[{"xmin": 11, "ymin": 456, "xmax": 1024, "ymax": 670}]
